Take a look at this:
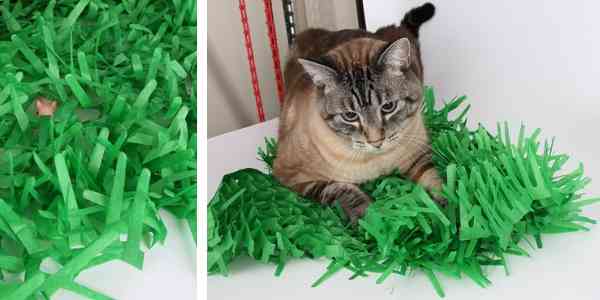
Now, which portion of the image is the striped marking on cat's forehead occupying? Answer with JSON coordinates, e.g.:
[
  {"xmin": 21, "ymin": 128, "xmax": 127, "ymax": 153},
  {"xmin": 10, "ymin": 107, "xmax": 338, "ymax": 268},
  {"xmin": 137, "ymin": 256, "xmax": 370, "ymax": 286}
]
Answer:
[
  {"xmin": 327, "ymin": 37, "xmax": 386, "ymax": 69},
  {"xmin": 342, "ymin": 67, "xmax": 380, "ymax": 109},
  {"xmin": 325, "ymin": 38, "xmax": 388, "ymax": 109}
]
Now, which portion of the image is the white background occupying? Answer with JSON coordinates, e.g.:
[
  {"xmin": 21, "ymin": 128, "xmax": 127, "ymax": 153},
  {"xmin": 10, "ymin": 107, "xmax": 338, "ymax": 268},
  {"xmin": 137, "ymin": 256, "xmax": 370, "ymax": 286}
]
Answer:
[
  {"xmin": 56, "ymin": 212, "xmax": 196, "ymax": 299},
  {"xmin": 208, "ymin": 1, "xmax": 600, "ymax": 300}
]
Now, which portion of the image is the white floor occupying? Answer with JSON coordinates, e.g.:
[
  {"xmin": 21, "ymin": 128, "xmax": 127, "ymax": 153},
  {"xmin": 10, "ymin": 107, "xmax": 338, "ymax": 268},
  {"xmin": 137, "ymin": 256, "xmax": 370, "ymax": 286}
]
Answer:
[
  {"xmin": 207, "ymin": 118, "xmax": 600, "ymax": 300},
  {"xmin": 56, "ymin": 211, "xmax": 197, "ymax": 300}
]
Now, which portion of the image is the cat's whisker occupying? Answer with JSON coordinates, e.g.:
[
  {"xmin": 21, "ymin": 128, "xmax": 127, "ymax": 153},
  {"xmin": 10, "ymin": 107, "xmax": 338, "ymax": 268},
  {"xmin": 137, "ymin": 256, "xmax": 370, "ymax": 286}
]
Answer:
[
  {"xmin": 387, "ymin": 133, "xmax": 433, "ymax": 153},
  {"xmin": 395, "ymin": 133, "xmax": 450, "ymax": 161}
]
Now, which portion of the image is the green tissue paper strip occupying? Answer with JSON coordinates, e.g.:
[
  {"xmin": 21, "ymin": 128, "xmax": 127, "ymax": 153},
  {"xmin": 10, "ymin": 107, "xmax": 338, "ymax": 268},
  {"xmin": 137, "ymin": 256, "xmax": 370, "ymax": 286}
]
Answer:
[
  {"xmin": 0, "ymin": 1, "xmax": 196, "ymax": 299},
  {"xmin": 208, "ymin": 87, "xmax": 598, "ymax": 297}
]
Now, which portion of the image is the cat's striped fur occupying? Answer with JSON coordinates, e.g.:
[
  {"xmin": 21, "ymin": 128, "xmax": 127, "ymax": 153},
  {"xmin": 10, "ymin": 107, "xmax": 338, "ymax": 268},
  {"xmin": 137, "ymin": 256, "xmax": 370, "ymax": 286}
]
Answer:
[{"xmin": 273, "ymin": 3, "xmax": 441, "ymax": 223}]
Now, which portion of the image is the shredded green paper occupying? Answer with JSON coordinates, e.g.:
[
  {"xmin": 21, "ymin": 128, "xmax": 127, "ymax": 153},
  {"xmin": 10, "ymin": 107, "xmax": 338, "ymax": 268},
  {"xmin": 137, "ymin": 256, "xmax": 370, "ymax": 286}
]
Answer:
[
  {"xmin": 208, "ymin": 87, "xmax": 598, "ymax": 297},
  {"xmin": 0, "ymin": 1, "xmax": 196, "ymax": 299}
]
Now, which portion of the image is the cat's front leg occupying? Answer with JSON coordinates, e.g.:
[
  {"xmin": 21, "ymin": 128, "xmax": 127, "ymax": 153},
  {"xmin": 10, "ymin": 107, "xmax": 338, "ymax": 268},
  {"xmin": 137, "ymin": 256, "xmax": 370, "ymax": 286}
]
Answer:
[
  {"xmin": 406, "ymin": 152, "xmax": 447, "ymax": 205},
  {"xmin": 294, "ymin": 181, "xmax": 372, "ymax": 224}
]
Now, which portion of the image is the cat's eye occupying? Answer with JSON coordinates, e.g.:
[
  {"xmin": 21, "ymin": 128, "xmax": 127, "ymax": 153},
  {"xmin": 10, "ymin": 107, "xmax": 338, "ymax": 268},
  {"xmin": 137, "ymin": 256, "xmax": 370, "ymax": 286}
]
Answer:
[
  {"xmin": 341, "ymin": 111, "xmax": 359, "ymax": 122},
  {"xmin": 381, "ymin": 101, "xmax": 398, "ymax": 114}
]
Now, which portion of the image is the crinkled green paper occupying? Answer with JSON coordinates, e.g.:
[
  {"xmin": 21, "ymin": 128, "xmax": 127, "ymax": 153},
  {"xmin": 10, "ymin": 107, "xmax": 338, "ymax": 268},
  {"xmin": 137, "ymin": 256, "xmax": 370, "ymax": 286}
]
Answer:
[
  {"xmin": 0, "ymin": 1, "xmax": 196, "ymax": 299},
  {"xmin": 208, "ymin": 87, "xmax": 598, "ymax": 297}
]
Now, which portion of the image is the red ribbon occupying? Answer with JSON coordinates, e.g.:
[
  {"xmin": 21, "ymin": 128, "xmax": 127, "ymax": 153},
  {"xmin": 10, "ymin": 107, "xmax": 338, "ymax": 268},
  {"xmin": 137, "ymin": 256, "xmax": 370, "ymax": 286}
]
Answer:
[
  {"xmin": 239, "ymin": 0, "xmax": 266, "ymax": 122},
  {"xmin": 263, "ymin": 0, "xmax": 285, "ymax": 105}
]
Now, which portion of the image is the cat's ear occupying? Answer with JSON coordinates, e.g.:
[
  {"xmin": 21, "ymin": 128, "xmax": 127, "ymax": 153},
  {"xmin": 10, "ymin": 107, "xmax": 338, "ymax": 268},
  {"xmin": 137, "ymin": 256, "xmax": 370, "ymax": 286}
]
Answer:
[
  {"xmin": 377, "ymin": 38, "xmax": 411, "ymax": 75},
  {"xmin": 298, "ymin": 58, "xmax": 338, "ymax": 88}
]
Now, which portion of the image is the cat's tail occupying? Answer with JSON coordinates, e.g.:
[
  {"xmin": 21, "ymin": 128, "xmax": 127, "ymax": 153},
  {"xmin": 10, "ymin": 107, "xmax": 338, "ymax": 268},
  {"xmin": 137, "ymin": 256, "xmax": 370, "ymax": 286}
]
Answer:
[{"xmin": 400, "ymin": 2, "xmax": 435, "ymax": 37}]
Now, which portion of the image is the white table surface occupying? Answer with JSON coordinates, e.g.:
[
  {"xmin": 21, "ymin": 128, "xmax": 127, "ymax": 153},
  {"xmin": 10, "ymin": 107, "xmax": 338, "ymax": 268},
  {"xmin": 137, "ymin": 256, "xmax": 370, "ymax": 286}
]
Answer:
[
  {"xmin": 207, "ymin": 118, "xmax": 600, "ymax": 300},
  {"xmin": 54, "ymin": 211, "xmax": 197, "ymax": 299}
]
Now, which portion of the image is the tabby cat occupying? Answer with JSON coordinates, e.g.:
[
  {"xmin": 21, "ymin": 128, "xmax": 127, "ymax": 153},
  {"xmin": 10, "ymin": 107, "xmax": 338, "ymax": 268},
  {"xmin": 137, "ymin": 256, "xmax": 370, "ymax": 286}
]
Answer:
[{"xmin": 273, "ymin": 3, "xmax": 442, "ymax": 223}]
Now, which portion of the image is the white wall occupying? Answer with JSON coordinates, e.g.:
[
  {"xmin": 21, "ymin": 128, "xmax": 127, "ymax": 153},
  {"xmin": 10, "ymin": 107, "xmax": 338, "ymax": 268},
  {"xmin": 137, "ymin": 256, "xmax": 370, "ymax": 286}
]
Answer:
[
  {"xmin": 208, "ymin": 1, "xmax": 289, "ymax": 138},
  {"xmin": 296, "ymin": 0, "xmax": 358, "ymax": 32},
  {"xmin": 365, "ymin": 1, "xmax": 600, "ymax": 179}
]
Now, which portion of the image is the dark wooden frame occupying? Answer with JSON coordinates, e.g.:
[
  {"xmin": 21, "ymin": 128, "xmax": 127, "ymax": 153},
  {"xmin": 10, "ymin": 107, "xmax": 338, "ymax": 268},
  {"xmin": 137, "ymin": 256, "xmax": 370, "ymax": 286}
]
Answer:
[{"xmin": 355, "ymin": 0, "xmax": 366, "ymax": 30}]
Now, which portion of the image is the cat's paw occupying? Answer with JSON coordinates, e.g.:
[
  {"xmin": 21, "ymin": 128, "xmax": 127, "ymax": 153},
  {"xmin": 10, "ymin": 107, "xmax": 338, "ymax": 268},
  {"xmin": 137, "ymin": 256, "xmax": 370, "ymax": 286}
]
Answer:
[
  {"xmin": 300, "ymin": 181, "xmax": 373, "ymax": 224},
  {"xmin": 344, "ymin": 199, "xmax": 371, "ymax": 225},
  {"xmin": 431, "ymin": 193, "xmax": 448, "ymax": 207},
  {"xmin": 414, "ymin": 169, "xmax": 447, "ymax": 207},
  {"xmin": 338, "ymin": 187, "xmax": 372, "ymax": 224}
]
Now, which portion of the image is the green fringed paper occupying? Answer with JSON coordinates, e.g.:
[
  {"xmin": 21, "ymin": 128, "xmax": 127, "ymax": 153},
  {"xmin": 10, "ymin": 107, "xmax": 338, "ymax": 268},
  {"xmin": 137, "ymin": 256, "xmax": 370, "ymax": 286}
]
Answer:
[
  {"xmin": 0, "ymin": 1, "xmax": 196, "ymax": 299},
  {"xmin": 208, "ymin": 87, "xmax": 598, "ymax": 297}
]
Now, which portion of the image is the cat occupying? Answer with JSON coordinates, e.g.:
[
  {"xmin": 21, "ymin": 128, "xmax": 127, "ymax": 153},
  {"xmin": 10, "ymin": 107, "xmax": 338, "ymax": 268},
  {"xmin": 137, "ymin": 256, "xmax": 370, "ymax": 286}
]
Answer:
[{"xmin": 273, "ymin": 3, "xmax": 442, "ymax": 223}]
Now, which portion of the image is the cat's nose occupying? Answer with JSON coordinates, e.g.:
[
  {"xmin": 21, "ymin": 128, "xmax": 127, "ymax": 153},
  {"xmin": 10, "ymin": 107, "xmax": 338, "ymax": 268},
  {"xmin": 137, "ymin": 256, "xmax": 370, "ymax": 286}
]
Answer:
[{"xmin": 368, "ymin": 138, "xmax": 384, "ymax": 148}]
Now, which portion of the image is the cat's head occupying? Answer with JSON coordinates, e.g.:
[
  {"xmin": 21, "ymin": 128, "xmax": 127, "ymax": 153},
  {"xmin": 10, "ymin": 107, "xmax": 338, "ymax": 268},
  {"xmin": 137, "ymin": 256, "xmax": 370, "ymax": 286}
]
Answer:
[{"xmin": 299, "ymin": 38, "xmax": 423, "ymax": 153}]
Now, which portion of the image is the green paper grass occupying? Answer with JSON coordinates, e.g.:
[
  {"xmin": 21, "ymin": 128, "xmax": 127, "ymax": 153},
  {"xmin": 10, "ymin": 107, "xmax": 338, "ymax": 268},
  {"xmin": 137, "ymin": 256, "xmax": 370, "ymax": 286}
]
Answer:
[
  {"xmin": 0, "ymin": 1, "xmax": 196, "ymax": 299},
  {"xmin": 208, "ymin": 87, "xmax": 598, "ymax": 297}
]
